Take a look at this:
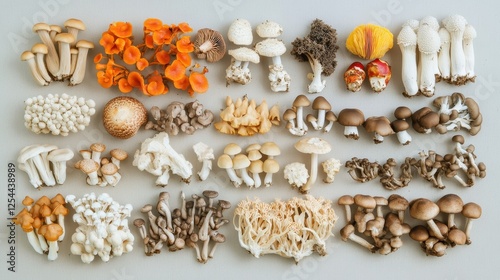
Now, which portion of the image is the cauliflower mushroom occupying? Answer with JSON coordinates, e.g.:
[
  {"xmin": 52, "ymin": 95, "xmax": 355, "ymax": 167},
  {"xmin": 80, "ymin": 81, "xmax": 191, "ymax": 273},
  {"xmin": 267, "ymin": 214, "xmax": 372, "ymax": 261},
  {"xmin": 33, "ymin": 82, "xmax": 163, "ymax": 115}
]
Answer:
[
  {"xmin": 397, "ymin": 25, "xmax": 418, "ymax": 97},
  {"xmin": 283, "ymin": 162, "xmax": 309, "ymax": 190},
  {"xmin": 254, "ymin": 38, "xmax": 291, "ymax": 92},
  {"xmin": 321, "ymin": 158, "xmax": 341, "ymax": 183},
  {"xmin": 294, "ymin": 137, "xmax": 331, "ymax": 193}
]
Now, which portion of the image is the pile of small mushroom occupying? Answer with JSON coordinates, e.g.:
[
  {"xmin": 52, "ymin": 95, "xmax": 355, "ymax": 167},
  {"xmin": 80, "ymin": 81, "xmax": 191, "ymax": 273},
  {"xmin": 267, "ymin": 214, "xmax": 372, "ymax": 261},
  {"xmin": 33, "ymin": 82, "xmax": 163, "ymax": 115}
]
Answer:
[
  {"xmin": 397, "ymin": 15, "xmax": 476, "ymax": 97},
  {"xmin": 344, "ymin": 157, "xmax": 412, "ymax": 190},
  {"xmin": 22, "ymin": 19, "xmax": 93, "ymax": 86},
  {"xmin": 13, "ymin": 194, "xmax": 68, "ymax": 260},
  {"xmin": 338, "ymin": 194, "xmax": 411, "ymax": 255},
  {"xmin": 214, "ymin": 95, "xmax": 280, "ymax": 136},
  {"xmin": 18, "ymin": 144, "xmax": 74, "ymax": 189},
  {"xmin": 145, "ymin": 100, "xmax": 214, "ymax": 135},
  {"xmin": 24, "ymin": 93, "xmax": 96, "ymax": 136},
  {"xmin": 66, "ymin": 193, "xmax": 134, "ymax": 263},
  {"xmin": 217, "ymin": 142, "xmax": 280, "ymax": 188},
  {"xmin": 283, "ymin": 95, "xmax": 337, "ymax": 136},
  {"xmin": 233, "ymin": 195, "xmax": 337, "ymax": 263},
  {"xmin": 74, "ymin": 143, "xmax": 127, "ymax": 187},
  {"xmin": 133, "ymin": 132, "xmax": 193, "ymax": 186},
  {"xmin": 409, "ymin": 195, "xmax": 481, "ymax": 256},
  {"xmin": 134, "ymin": 191, "xmax": 231, "ymax": 264}
]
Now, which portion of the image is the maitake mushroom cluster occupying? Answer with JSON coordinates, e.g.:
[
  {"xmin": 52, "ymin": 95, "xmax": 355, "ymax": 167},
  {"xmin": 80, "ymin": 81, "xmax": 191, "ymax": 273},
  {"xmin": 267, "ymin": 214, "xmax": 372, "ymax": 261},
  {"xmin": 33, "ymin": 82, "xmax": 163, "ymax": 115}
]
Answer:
[
  {"xmin": 74, "ymin": 143, "xmax": 127, "ymax": 187},
  {"xmin": 22, "ymin": 19, "xmax": 93, "ymax": 86},
  {"xmin": 24, "ymin": 93, "xmax": 96, "ymax": 136},
  {"xmin": 134, "ymin": 191, "xmax": 231, "ymax": 264},
  {"xmin": 66, "ymin": 193, "xmax": 134, "ymax": 263},
  {"xmin": 214, "ymin": 95, "xmax": 280, "ymax": 136},
  {"xmin": 145, "ymin": 100, "xmax": 214, "ymax": 135},
  {"xmin": 18, "ymin": 144, "xmax": 74, "ymax": 189},
  {"xmin": 133, "ymin": 132, "xmax": 193, "ymax": 186},
  {"xmin": 217, "ymin": 142, "xmax": 280, "ymax": 188},
  {"xmin": 234, "ymin": 196, "xmax": 337, "ymax": 263},
  {"xmin": 13, "ymin": 194, "xmax": 68, "ymax": 261}
]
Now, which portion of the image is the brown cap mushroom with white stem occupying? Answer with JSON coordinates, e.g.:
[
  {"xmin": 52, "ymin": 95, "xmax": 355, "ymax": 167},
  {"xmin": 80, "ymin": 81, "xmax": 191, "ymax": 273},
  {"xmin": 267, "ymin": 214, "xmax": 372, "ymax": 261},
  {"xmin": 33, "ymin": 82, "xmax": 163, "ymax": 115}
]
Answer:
[
  {"xmin": 337, "ymin": 108, "xmax": 365, "ymax": 140},
  {"xmin": 294, "ymin": 137, "xmax": 331, "ymax": 193},
  {"xmin": 254, "ymin": 38, "xmax": 291, "ymax": 92},
  {"xmin": 462, "ymin": 202, "xmax": 481, "ymax": 244},
  {"xmin": 409, "ymin": 198, "xmax": 444, "ymax": 239},
  {"xmin": 288, "ymin": 95, "xmax": 310, "ymax": 136},
  {"xmin": 194, "ymin": 28, "xmax": 226, "ymax": 63},
  {"xmin": 233, "ymin": 154, "xmax": 254, "ymax": 188},
  {"xmin": 337, "ymin": 195, "xmax": 354, "ymax": 223},
  {"xmin": 21, "ymin": 51, "xmax": 48, "ymax": 86},
  {"xmin": 363, "ymin": 116, "xmax": 394, "ymax": 144},
  {"xmin": 248, "ymin": 160, "xmax": 263, "ymax": 188},
  {"xmin": 310, "ymin": 96, "xmax": 331, "ymax": 131},
  {"xmin": 340, "ymin": 224, "xmax": 376, "ymax": 253},
  {"xmin": 388, "ymin": 194, "xmax": 409, "ymax": 223},
  {"xmin": 33, "ymin": 22, "xmax": 59, "ymax": 77},
  {"xmin": 64, "ymin": 18, "xmax": 85, "ymax": 47},
  {"xmin": 31, "ymin": 43, "xmax": 52, "ymax": 83},
  {"xmin": 103, "ymin": 96, "xmax": 148, "ymax": 139},
  {"xmin": 436, "ymin": 194, "xmax": 463, "ymax": 229}
]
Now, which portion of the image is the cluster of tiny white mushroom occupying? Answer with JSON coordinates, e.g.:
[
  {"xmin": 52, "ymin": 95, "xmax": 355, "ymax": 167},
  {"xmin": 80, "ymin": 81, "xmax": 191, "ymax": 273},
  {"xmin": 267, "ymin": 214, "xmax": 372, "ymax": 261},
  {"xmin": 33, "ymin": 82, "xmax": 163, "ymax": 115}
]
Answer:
[
  {"xmin": 18, "ymin": 144, "xmax": 74, "ymax": 189},
  {"xmin": 66, "ymin": 193, "xmax": 134, "ymax": 264},
  {"xmin": 24, "ymin": 93, "xmax": 96, "ymax": 136},
  {"xmin": 233, "ymin": 196, "xmax": 337, "ymax": 263}
]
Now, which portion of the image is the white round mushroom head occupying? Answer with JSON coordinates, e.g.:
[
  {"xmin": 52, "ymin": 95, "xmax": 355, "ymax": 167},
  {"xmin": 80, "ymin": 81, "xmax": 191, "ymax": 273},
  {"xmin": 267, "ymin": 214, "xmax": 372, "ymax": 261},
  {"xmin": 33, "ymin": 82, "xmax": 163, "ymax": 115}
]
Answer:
[
  {"xmin": 417, "ymin": 25, "xmax": 441, "ymax": 53},
  {"xmin": 255, "ymin": 38, "xmax": 287, "ymax": 57},
  {"xmin": 397, "ymin": 25, "xmax": 417, "ymax": 46},
  {"xmin": 228, "ymin": 47, "xmax": 260, "ymax": 64},
  {"xmin": 256, "ymin": 20, "xmax": 283, "ymax": 38},
  {"xmin": 228, "ymin": 19, "xmax": 253, "ymax": 45}
]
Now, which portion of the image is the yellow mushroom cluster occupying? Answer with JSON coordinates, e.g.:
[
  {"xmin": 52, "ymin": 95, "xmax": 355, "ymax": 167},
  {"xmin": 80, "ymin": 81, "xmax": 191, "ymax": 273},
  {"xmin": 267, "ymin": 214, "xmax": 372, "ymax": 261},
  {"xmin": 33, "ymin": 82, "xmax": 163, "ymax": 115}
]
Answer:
[
  {"xmin": 233, "ymin": 196, "xmax": 337, "ymax": 263},
  {"xmin": 214, "ymin": 96, "xmax": 280, "ymax": 136}
]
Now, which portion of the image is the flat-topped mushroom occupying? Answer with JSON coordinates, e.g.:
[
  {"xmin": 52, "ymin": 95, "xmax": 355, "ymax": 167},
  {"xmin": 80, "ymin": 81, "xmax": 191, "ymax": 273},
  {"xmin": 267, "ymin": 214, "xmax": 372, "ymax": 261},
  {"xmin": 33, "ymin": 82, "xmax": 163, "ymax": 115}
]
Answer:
[
  {"xmin": 294, "ymin": 137, "xmax": 331, "ymax": 193},
  {"xmin": 254, "ymin": 38, "xmax": 290, "ymax": 92},
  {"xmin": 410, "ymin": 198, "xmax": 443, "ymax": 239},
  {"xmin": 436, "ymin": 194, "xmax": 463, "ymax": 229},
  {"xmin": 103, "ymin": 96, "xmax": 148, "ymax": 139},
  {"xmin": 256, "ymin": 20, "xmax": 283, "ymax": 38},
  {"xmin": 226, "ymin": 47, "xmax": 260, "ymax": 86},
  {"xmin": 227, "ymin": 19, "xmax": 253, "ymax": 46}
]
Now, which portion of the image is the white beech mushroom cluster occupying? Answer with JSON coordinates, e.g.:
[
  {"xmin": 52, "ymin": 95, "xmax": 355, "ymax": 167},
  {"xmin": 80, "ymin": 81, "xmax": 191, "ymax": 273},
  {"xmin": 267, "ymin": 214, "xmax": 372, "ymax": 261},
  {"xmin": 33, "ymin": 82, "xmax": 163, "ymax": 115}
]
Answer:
[
  {"xmin": 233, "ymin": 196, "xmax": 337, "ymax": 263},
  {"xmin": 66, "ymin": 193, "xmax": 134, "ymax": 263},
  {"xmin": 133, "ymin": 132, "xmax": 193, "ymax": 186},
  {"xmin": 338, "ymin": 194, "xmax": 411, "ymax": 255},
  {"xmin": 134, "ymin": 191, "xmax": 231, "ymax": 263},
  {"xmin": 13, "ymin": 194, "xmax": 68, "ymax": 261},
  {"xmin": 217, "ymin": 142, "xmax": 280, "ymax": 188},
  {"xmin": 409, "ymin": 195, "xmax": 481, "ymax": 257},
  {"xmin": 398, "ymin": 15, "xmax": 476, "ymax": 97},
  {"xmin": 22, "ymin": 19, "xmax": 93, "ymax": 86},
  {"xmin": 74, "ymin": 143, "xmax": 127, "ymax": 187},
  {"xmin": 145, "ymin": 100, "xmax": 214, "ymax": 135},
  {"xmin": 283, "ymin": 95, "xmax": 337, "ymax": 136},
  {"xmin": 18, "ymin": 144, "xmax": 74, "ymax": 189},
  {"xmin": 24, "ymin": 93, "xmax": 96, "ymax": 136},
  {"xmin": 214, "ymin": 95, "xmax": 280, "ymax": 136}
]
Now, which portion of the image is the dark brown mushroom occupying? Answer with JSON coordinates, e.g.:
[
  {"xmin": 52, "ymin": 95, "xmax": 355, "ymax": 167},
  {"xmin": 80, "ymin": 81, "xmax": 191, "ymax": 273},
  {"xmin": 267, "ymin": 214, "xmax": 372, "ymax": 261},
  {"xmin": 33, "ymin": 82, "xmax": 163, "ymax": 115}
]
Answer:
[
  {"xmin": 337, "ymin": 108, "xmax": 365, "ymax": 140},
  {"xmin": 363, "ymin": 116, "xmax": 394, "ymax": 144}
]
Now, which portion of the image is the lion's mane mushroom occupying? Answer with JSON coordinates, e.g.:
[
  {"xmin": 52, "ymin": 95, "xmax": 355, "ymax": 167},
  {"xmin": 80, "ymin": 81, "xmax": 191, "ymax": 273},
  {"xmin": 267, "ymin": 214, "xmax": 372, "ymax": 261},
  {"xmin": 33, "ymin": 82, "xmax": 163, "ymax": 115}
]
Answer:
[
  {"xmin": 337, "ymin": 108, "xmax": 365, "ymax": 140},
  {"xmin": 294, "ymin": 137, "xmax": 332, "ymax": 193},
  {"xmin": 194, "ymin": 28, "xmax": 226, "ymax": 63},
  {"xmin": 254, "ymin": 38, "xmax": 291, "ymax": 92},
  {"xmin": 283, "ymin": 162, "xmax": 309, "ymax": 190},
  {"xmin": 363, "ymin": 116, "xmax": 394, "ymax": 144},
  {"xmin": 103, "ymin": 96, "xmax": 148, "ymax": 139}
]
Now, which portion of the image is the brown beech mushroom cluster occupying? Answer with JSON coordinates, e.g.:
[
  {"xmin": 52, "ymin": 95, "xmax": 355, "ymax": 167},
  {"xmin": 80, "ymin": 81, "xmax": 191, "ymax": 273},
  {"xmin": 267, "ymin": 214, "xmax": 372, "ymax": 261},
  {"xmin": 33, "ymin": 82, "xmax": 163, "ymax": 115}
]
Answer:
[
  {"xmin": 13, "ymin": 194, "xmax": 68, "ymax": 261},
  {"xmin": 234, "ymin": 196, "xmax": 337, "ymax": 263},
  {"xmin": 74, "ymin": 143, "xmax": 127, "ymax": 187},
  {"xmin": 23, "ymin": 19, "xmax": 93, "ymax": 86},
  {"xmin": 217, "ymin": 142, "xmax": 280, "ymax": 188},
  {"xmin": 135, "ymin": 191, "xmax": 230, "ymax": 264},
  {"xmin": 344, "ymin": 157, "xmax": 412, "ymax": 190},
  {"xmin": 433, "ymin": 92, "xmax": 482, "ymax": 135},
  {"xmin": 214, "ymin": 95, "xmax": 280, "ymax": 136},
  {"xmin": 284, "ymin": 95, "xmax": 337, "ymax": 136},
  {"xmin": 409, "ymin": 195, "xmax": 481, "ymax": 257},
  {"xmin": 145, "ymin": 100, "xmax": 214, "ymax": 135},
  {"xmin": 338, "ymin": 194, "xmax": 411, "ymax": 255},
  {"xmin": 103, "ymin": 96, "xmax": 148, "ymax": 139}
]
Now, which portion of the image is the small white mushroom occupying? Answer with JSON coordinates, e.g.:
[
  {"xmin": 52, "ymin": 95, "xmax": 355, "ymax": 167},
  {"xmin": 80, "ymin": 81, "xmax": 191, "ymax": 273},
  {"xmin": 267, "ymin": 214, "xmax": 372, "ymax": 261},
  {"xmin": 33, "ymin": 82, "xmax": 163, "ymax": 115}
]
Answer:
[
  {"xmin": 294, "ymin": 137, "xmax": 332, "ymax": 193},
  {"xmin": 47, "ymin": 148, "xmax": 74, "ymax": 184},
  {"xmin": 193, "ymin": 142, "xmax": 214, "ymax": 181},
  {"xmin": 227, "ymin": 19, "xmax": 253, "ymax": 45}
]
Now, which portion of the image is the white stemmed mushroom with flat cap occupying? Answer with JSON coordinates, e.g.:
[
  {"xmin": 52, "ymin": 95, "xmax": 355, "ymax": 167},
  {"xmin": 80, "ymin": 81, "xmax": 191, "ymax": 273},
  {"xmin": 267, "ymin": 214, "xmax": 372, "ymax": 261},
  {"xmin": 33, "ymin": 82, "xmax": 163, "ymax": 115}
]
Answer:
[
  {"xmin": 21, "ymin": 51, "xmax": 48, "ymax": 86},
  {"xmin": 294, "ymin": 137, "xmax": 331, "ymax": 193}
]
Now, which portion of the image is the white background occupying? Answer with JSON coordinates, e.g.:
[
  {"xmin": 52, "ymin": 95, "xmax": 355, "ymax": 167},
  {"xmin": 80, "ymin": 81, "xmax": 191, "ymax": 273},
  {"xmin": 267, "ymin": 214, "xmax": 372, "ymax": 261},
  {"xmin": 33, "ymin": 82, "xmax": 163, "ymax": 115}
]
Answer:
[{"xmin": 1, "ymin": 0, "xmax": 499, "ymax": 279}]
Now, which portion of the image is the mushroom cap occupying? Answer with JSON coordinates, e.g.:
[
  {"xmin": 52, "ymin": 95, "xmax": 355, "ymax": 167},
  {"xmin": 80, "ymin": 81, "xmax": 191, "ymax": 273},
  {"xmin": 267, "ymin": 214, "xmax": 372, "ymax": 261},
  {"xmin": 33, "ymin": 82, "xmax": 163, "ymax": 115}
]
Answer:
[
  {"xmin": 78, "ymin": 159, "xmax": 99, "ymax": 173},
  {"xmin": 463, "ymin": 24, "xmax": 477, "ymax": 40},
  {"xmin": 39, "ymin": 223, "xmax": 63, "ymax": 242},
  {"xmin": 307, "ymin": 114, "xmax": 317, "ymax": 123},
  {"xmin": 254, "ymin": 38, "xmax": 286, "ymax": 57},
  {"xmin": 256, "ymin": 20, "xmax": 283, "ymax": 38},
  {"xmin": 388, "ymin": 194, "xmax": 409, "ymax": 211},
  {"xmin": 245, "ymin": 143, "xmax": 262, "ymax": 152},
  {"xmin": 337, "ymin": 108, "xmax": 365, "ymax": 127},
  {"xmin": 448, "ymin": 228, "xmax": 467, "ymax": 245},
  {"xmin": 55, "ymin": 32, "xmax": 75, "ymax": 44},
  {"xmin": 419, "ymin": 16, "xmax": 440, "ymax": 31},
  {"xmin": 402, "ymin": 19, "xmax": 420, "ymax": 31},
  {"xmin": 22, "ymin": 196, "xmax": 34, "ymax": 207},
  {"xmin": 283, "ymin": 109, "xmax": 297, "ymax": 121},
  {"xmin": 326, "ymin": 111, "xmax": 337, "ymax": 122},
  {"xmin": 76, "ymin": 40, "xmax": 94, "ymax": 49},
  {"xmin": 437, "ymin": 194, "xmax": 464, "ymax": 214},
  {"xmin": 46, "ymin": 148, "xmax": 74, "ymax": 162},
  {"xmin": 442, "ymin": 14, "xmax": 467, "ymax": 33},
  {"xmin": 353, "ymin": 194, "xmax": 376, "ymax": 209},
  {"xmin": 247, "ymin": 150, "xmax": 262, "ymax": 161},
  {"xmin": 31, "ymin": 43, "xmax": 48, "ymax": 54},
  {"xmin": 227, "ymin": 19, "xmax": 253, "ymax": 45},
  {"xmin": 64, "ymin": 18, "xmax": 86, "ymax": 31},
  {"xmin": 32, "ymin": 22, "xmax": 51, "ymax": 32},
  {"xmin": 203, "ymin": 190, "xmax": 219, "ymax": 199},
  {"xmin": 292, "ymin": 95, "xmax": 310, "ymax": 108},
  {"xmin": 294, "ymin": 137, "xmax": 331, "ymax": 155},
  {"xmin": 21, "ymin": 51, "xmax": 35, "ymax": 61},
  {"xmin": 218, "ymin": 199, "xmax": 231, "ymax": 210},
  {"xmin": 374, "ymin": 196, "xmax": 388, "ymax": 206},
  {"xmin": 90, "ymin": 143, "xmax": 106, "ymax": 153},
  {"xmin": 103, "ymin": 96, "xmax": 148, "ymax": 139},
  {"xmin": 397, "ymin": 25, "xmax": 417, "ymax": 47},
  {"xmin": 228, "ymin": 47, "xmax": 260, "ymax": 63},
  {"xmin": 223, "ymin": 143, "xmax": 241, "ymax": 156},
  {"xmin": 391, "ymin": 119, "xmax": 410, "ymax": 132},
  {"xmin": 248, "ymin": 159, "xmax": 264, "ymax": 173},
  {"xmin": 337, "ymin": 195, "xmax": 354, "ymax": 206},
  {"xmin": 312, "ymin": 96, "xmax": 331, "ymax": 111},
  {"xmin": 212, "ymin": 233, "xmax": 226, "ymax": 243},
  {"xmin": 363, "ymin": 116, "xmax": 394, "ymax": 137},
  {"xmin": 101, "ymin": 162, "xmax": 118, "ymax": 176},
  {"xmin": 194, "ymin": 28, "xmax": 226, "ymax": 63},
  {"xmin": 394, "ymin": 106, "xmax": 412, "ymax": 120},
  {"xmin": 260, "ymin": 142, "xmax": 281, "ymax": 157},
  {"xmin": 340, "ymin": 224, "xmax": 356, "ymax": 241},
  {"xmin": 233, "ymin": 154, "xmax": 251, "ymax": 169},
  {"xmin": 110, "ymin": 149, "xmax": 128, "ymax": 161},
  {"xmin": 417, "ymin": 25, "xmax": 440, "ymax": 54},
  {"xmin": 133, "ymin": 218, "xmax": 145, "ymax": 227},
  {"xmin": 462, "ymin": 202, "xmax": 482, "ymax": 219},
  {"xmin": 464, "ymin": 98, "xmax": 481, "ymax": 119},
  {"xmin": 263, "ymin": 158, "xmax": 280, "ymax": 173},
  {"xmin": 409, "ymin": 225, "xmax": 430, "ymax": 242},
  {"xmin": 410, "ymin": 198, "xmax": 440, "ymax": 221},
  {"xmin": 217, "ymin": 154, "xmax": 233, "ymax": 169},
  {"xmin": 50, "ymin": 24, "xmax": 62, "ymax": 34}
]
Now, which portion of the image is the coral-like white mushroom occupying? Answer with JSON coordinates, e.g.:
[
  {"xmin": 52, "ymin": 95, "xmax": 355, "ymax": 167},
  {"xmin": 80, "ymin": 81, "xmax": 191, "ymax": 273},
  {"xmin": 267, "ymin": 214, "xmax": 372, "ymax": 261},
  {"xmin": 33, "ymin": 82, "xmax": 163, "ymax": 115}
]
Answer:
[
  {"xmin": 193, "ymin": 142, "xmax": 214, "ymax": 181},
  {"xmin": 283, "ymin": 162, "xmax": 309, "ymax": 189},
  {"xmin": 322, "ymin": 158, "xmax": 341, "ymax": 183}
]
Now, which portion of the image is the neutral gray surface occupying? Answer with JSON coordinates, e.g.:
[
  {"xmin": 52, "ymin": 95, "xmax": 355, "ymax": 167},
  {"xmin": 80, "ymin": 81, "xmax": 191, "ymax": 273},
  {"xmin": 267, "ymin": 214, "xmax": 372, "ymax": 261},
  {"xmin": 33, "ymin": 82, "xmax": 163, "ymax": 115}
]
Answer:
[{"xmin": 1, "ymin": 0, "xmax": 499, "ymax": 279}]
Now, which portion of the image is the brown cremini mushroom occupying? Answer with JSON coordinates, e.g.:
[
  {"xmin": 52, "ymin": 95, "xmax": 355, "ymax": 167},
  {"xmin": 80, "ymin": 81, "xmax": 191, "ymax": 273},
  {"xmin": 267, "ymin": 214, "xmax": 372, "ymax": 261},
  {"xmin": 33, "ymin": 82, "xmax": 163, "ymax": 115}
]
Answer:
[
  {"xmin": 436, "ymin": 194, "xmax": 463, "ymax": 229},
  {"xmin": 363, "ymin": 116, "xmax": 394, "ymax": 144},
  {"xmin": 409, "ymin": 198, "xmax": 443, "ymax": 239},
  {"xmin": 337, "ymin": 108, "xmax": 365, "ymax": 140},
  {"xmin": 462, "ymin": 202, "xmax": 481, "ymax": 244}
]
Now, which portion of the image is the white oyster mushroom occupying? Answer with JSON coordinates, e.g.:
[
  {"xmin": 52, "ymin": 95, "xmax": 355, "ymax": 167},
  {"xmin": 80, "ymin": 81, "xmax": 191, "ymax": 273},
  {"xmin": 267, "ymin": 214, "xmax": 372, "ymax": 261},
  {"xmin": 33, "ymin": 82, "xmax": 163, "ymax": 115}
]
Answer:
[
  {"xmin": 255, "ymin": 38, "xmax": 291, "ymax": 92},
  {"xmin": 397, "ymin": 25, "xmax": 418, "ymax": 97},
  {"xmin": 417, "ymin": 25, "xmax": 441, "ymax": 97},
  {"xmin": 256, "ymin": 20, "xmax": 283, "ymax": 38},
  {"xmin": 193, "ymin": 142, "xmax": 214, "ymax": 181},
  {"xmin": 283, "ymin": 162, "xmax": 309, "ymax": 189},
  {"xmin": 226, "ymin": 47, "xmax": 260, "ymax": 86},
  {"xmin": 322, "ymin": 158, "xmax": 341, "ymax": 183},
  {"xmin": 443, "ymin": 15, "xmax": 468, "ymax": 84},
  {"xmin": 438, "ymin": 28, "xmax": 451, "ymax": 81},
  {"xmin": 228, "ymin": 19, "xmax": 253, "ymax": 45},
  {"xmin": 463, "ymin": 24, "xmax": 476, "ymax": 81}
]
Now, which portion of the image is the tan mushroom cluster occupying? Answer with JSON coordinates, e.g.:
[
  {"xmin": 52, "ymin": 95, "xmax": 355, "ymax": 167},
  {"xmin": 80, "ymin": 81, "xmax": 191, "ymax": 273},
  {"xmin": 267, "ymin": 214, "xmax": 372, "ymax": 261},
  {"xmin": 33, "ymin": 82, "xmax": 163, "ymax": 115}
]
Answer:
[
  {"xmin": 134, "ymin": 191, "xmax": 231, "ymax": 263},
  {"xmin": 409, "ymin": 195, "xmax": 481, "ymax": 256},
  {"xmin": 145, "ymin": 100, "xmax": 214, "ymax": 135},
  {"xmin": 217, "ymin": 142, "xmax": 280, "ymax": 188},
  {"xmin": 24, "ymin": 93, "xmax": 96, "ymax": 136},
  {"xmin": 338, "ymin": 194, "xmax": 411, "ymax": 255},
  {"xmin": 234, "ymin": 196, "xmax": 337, "ymax": 263},
  {"xmin": 66, "ymin": 193, "xmax": 134, "ymax": 263},
  {"xmin": 18, "ymin": 144, "xmax": 74, "ymax": 189},
  {"xmin": 214, "ymin": 95, "xmax": 280, "ymax": 136},
  {"xmin": 22, "ymin": 19, "xmax": 93, "ymax": 86},
  {"xmin": 283, "ymin": 95, "xmax": 337, "ymax": 136},
  {"xmin": 13, "ymin": 194, "xmax": 68, "ymax": 261},
  {"xmin": 74, "ymin": 143, "xmax": 127, "ymax": 187}
]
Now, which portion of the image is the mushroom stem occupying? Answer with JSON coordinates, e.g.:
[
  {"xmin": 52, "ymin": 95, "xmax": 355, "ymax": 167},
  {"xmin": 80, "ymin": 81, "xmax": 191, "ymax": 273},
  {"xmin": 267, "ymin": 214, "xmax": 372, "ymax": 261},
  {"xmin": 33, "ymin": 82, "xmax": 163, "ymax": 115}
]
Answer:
[
  {"xmin": 239, "ymin": 169, "xmax": 254, "ymax": 188},
  {"xmin": 70, "ymin": 41, "xmax": 94, "ymax": 85},
  {"xmin": 426, "ymin": 219, "xmax": 444, "ymax": 240},
  {"xmin": 252, "ymin": 172, "xmax": 262, "ymax": 188},
  {"xmin": 33, "ymin": 25, "xmax": 59, "ymax": 77},
  {"xmin": 21, "ymin": 51, "xmax": 48, "ymax": 86},
  {"xmin": 344, "ymin": 126, "xmax": 359, "ymax": 139},
  {"xmin": 226, "ymin": 168, "xmax": 242, "ymax": 188},
  {"xmin": 271, "ymin": 55, "xmax": 282, "ymax": 66},
  {"xmin": 301, "ymin": 153, "xmax": 318, "ymax": 193}
]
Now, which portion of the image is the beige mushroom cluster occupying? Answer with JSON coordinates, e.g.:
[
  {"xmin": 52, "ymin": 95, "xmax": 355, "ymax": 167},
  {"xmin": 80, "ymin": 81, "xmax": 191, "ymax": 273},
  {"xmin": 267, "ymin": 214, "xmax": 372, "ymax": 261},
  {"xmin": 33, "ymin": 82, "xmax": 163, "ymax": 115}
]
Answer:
[
  {"xmin": 214, "ymin": 95, "xmax": 280, "ymax": 136},
  {"xmin": 134, "ymin": 191, "xmax": 231, "ymax": 263},
  {"xmin": 66, "ymin": 193, "xmax": 134, "ymax": 263},
  {"xmin": 283, "ymin": 95, "xmax": 337, "ymax": 136},
  {"xmin": 409, "ymin": 195, "xmax": 482, "ymax": 256},
  {"xmin": 145, "ymin": 100, "xmax": 214, "ymax": 135},
  {"xmin": 22, "ymin": 19, "xmax": 93, "ymax": 86},
  {"xmin": 18, "ymin": 144, "xmax": 74, "ymax": 189},
  {"xmin": 217, "ymin": 142, "xmax": 280, "ymax": 188},
  {"xmin": 13, "ymin": 194, "xmax": 68, "ymax": 261},
  {"xmin": 74, "ymin": 143, "xmax": 127, "ymax": 187},
  {"xmin": 433, "ymin": 92, "xmax": 482, "ymax": 135},
  {"xmin": 234, "ymin": 196, "xmax": 337, "ymax": 263},
  {"xmin": 24, "ymin": 93, "xmax": 96, "ymax": 136},
  {"xmin": 345, "ymin": 157, "xmax": 412, "ymax": 190},
  {"xmin": 338, "ymin": 194, "xmax": 411, "ymax": 255},
  {"xmin": 132, "ymin": 132, "xmax": 193, "ymax": 186}
]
